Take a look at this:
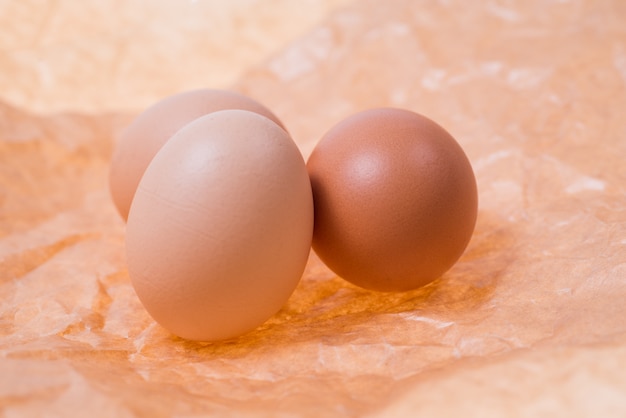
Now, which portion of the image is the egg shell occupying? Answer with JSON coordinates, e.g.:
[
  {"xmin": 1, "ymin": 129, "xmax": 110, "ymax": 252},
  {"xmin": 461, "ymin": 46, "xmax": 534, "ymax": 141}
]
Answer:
[
  {"xmin": 126, "ymin": 110, "xmax": 313, "ymax": 341},
  {"xmin": 109, "ymin": 89, "xmax": 284, "ymax": 221},
  {"xmin": 307, "ymin": 108, "xmax": 478, "ymax": 292}
]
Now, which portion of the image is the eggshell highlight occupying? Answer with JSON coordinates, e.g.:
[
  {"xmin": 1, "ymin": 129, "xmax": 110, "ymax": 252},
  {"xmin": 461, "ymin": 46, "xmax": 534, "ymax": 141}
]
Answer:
[
  {"xmin": 126, "ymin": 110, "xmax": 312, "ymax": 341},
  {"xmin": 307, "ymin": 108, "xmax": 478, "ymax": 292},
  {"xmin": 109, "ymin": 89, "xmax": 285, "ymax": 221}
]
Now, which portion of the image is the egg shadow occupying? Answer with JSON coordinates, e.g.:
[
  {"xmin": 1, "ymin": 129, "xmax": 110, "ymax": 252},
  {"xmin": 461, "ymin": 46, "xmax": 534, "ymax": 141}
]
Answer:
[{"xmin": 175, "ymin": 209, "xmax": 517, "ymax": 356}]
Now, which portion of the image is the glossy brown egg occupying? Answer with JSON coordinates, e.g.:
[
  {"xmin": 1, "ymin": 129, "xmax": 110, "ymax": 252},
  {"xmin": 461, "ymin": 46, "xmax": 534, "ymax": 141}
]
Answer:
[
  {"xmin": 307, "ymin": 108, "xmax": 478, "ymax": 292},
  {"xmin": 109, "ymin": 89, "xmax": 284, "ymax": 221}
]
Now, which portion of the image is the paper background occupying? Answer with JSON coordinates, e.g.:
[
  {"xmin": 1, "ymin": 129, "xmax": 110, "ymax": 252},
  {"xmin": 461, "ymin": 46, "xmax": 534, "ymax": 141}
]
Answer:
[{"xmin": 2, "ymin": 0, "xmax": 626, "ymax": 416}]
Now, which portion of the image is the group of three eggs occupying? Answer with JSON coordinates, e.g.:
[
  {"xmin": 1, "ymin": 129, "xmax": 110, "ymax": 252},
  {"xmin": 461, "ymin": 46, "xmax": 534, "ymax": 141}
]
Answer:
[{"xmin": 109, "ymin": 89, "xmax": 478, "ymax": 342}]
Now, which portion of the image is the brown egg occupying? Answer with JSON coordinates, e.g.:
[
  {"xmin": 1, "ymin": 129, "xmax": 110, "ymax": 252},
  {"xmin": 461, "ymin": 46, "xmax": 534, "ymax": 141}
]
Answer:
[
  {"xmin": 126, "ymin": 110, "xmax": 313, "ymax": 342},
  {"xmin": 307, "ymin": 108, "xmax": 478, "ymax": 292},
  {"xmin": 109, "ymin": 89, "xmax": 284, "ymax": 221}
]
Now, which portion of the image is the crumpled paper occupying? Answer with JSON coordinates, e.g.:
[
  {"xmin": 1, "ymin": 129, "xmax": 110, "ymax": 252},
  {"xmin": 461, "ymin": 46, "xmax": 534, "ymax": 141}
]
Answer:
[{"xmin": 2, "ymin": 0, "xmax": 626, "ymax": 416}]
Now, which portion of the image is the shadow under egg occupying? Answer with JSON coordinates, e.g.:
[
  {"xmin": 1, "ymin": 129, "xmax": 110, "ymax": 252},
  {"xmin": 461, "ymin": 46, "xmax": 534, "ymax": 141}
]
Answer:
[{"xmin": 176, "ymin": 209, "xmax": 517, "ymax": 356}]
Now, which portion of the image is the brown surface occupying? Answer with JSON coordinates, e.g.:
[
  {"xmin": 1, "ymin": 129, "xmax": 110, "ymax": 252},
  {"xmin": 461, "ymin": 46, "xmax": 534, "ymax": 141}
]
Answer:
[{"xmin": 2, "ymin": 0, "xmax": 626, "ymax": 416}]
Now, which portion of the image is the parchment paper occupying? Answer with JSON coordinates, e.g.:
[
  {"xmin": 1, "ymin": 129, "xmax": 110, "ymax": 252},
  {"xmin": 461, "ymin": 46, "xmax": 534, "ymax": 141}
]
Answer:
[{"xmin": 2, "ymin": 0, "xmax": 626, "ymax": 416}]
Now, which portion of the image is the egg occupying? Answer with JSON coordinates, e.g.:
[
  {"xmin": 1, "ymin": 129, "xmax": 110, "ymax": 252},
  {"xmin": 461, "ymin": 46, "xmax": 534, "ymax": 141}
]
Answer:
[
  {"xmin": 126, "ymin": 110, "xmax": 313, "ymax": 341},
  {"xmin": 109, "ymin": 89, "xmax": 284, "ymax": 221},
  {"xmin": 307, "ymin": 108, "xmax": 478, "ymax": 292}
]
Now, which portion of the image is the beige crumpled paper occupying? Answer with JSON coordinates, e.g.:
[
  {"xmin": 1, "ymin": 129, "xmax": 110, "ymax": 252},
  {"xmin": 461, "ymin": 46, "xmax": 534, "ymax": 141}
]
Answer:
[{"xmin": 2, "ymin": 0, "xmax": 626, "ymax": 416}]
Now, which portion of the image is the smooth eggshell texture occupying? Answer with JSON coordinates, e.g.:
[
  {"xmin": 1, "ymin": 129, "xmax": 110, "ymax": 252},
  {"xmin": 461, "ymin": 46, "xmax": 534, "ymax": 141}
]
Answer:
[
  {"xmin": 307, "ymin": 108, "xmax": 478, "ymax": 292},
  {"xmin": 109, "ymin": 89, "xmax": 285, "ymax": 221},
  {"xmin": 126, "ymin": 110, "xmax": 313, "ymax": 341}
]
